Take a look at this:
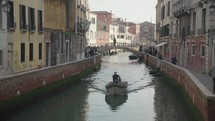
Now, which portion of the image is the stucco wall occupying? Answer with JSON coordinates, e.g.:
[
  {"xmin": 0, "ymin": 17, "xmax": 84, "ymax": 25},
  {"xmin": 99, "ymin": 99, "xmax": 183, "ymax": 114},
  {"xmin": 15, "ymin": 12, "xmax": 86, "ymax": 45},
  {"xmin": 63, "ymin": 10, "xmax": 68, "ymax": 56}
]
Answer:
[
  {"xmin": 7, "ymin": 0, "xmax": 45, "ymax": 74},
  {"xmin": 44, "ymin": 0, "xmax": 66, "ymax": 31}
]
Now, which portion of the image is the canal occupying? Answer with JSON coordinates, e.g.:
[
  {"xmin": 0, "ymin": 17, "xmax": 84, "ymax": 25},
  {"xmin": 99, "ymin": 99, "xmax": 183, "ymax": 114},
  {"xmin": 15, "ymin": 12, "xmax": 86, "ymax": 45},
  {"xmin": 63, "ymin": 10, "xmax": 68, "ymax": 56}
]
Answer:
[{"xmin": 6, "ymin": 52, "xmax": 196, "ymax": 121}]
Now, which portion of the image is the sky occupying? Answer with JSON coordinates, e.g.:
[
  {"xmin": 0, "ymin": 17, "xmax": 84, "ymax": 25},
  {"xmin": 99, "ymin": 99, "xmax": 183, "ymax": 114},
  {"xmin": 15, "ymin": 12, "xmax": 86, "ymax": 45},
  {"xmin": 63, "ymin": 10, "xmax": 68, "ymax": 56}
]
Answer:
[{"xmin": 88, "ymin": 0, "xmax": 157, "ymax": 23}]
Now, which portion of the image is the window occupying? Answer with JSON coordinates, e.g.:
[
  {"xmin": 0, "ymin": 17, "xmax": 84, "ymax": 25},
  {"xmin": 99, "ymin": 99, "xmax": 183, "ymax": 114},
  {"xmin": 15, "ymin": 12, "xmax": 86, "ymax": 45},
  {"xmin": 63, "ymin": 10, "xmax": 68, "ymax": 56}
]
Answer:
[
  {"xmin": 8, "ymin": 1, "xmax": 15, "ymax": 30},
  {"xmin": 19, "ymin": 5, "xmax": 27, "ymax": 31},
  {"xmin": 29, "ymin": 7, "xmax": 35, "ymax": 31},
  {"xmin": 0, "ymin": 0, "xmax": 2, "ymax": 29},
  {"xmin": 176, "ymin": 20, "xmax": 178, "ymax": 36},
  {"xmin": 61, "ymin": 39, "xmax": 64, "ymax": 54},
  {"xmin": 117, "ymin": 35, "xmax": 120, "ymax": 39},
  {"xmin": 167, "ymin": 1, "xmax": 170, "ymax": 16},
  {"xmin": 202, "ymin": 9, "xmax": 206, "ymax": 34},
  {"xmin": 29, "ymin": 43, "xmax": 33, "ymax": 61},
  {"xmin": 121, "ymin": 35, "xmax": 124, "ymax": 39},
  {"xmin": 91, "ymin": 18, "xmax": 95, "ymax": 24},
  {"xmin": 192, "ymin": 12, "xmax": 196, "ymax": 35},
  {"xmin": 38, "ymin": 10, "xmax": 43, "ymax": 32},
  {"xmin": 175, "ymin": 44, "xmax": 178, "ymax": 52},
  {"xmin": 90, "ymin": 31, "xmax": 93, "ymax": 39},
  {"xmin": 66, "ymin": 42, "xmax": 69, "ymax": 58},
  {"xmin": 0, "ymin": 50, "xmax": 2, "ymax": 66},
  {"xmin": 161, "ymin": 5, "xmax": 165, "ymax": 19},
  {"xmin": 103, "ymin": 26, "xmax": 106, "ymax": 30},
  {"xmin": 201, "ymin": 45, "xmax": 205, "ymax": 57},
  {"xmin": 21, "ymin": 43, "xmax": 25, "ymax": 62},
  {"xmin": 191, "ymin": 45, "xmax": 196, "ymax": 55},
  {"xmin": 39, "ymin": 43, "xmax": 42, "ymax": 60}
]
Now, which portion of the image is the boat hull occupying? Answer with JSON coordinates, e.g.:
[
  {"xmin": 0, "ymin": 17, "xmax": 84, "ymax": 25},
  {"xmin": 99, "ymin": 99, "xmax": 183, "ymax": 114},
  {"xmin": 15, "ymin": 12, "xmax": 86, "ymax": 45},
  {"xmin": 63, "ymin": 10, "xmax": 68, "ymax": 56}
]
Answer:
[
  {"xmin": 129, "ymin": 54, "xmax": 138, "ymax": 60},
  {"xmin": 106, "ymin": 81, "xmax": 128, "ymax": 95}
]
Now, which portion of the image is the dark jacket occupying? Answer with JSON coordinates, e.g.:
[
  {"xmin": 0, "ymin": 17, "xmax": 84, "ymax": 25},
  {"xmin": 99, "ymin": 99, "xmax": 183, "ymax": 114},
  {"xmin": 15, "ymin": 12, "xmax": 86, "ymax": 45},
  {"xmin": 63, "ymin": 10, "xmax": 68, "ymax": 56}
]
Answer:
[{"xmin": 113, "ymin": 74, "xmax": 121, "ymax": 83}]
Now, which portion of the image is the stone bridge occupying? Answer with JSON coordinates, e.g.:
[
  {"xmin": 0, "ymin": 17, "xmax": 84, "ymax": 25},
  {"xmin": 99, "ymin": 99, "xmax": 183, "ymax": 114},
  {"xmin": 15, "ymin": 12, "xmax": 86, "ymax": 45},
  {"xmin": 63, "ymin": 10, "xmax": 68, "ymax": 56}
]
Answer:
[{"xmin": 97, "ymin": 45, "xmax": 144, "ymax": 60}]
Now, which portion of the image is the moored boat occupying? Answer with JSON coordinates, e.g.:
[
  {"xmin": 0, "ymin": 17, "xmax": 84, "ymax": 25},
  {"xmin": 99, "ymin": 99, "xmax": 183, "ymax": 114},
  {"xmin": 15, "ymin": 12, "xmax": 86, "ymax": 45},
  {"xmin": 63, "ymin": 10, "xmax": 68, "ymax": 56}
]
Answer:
[
  {"xmin": 105, "ymin": 81, "xmax": 128, "ymax": 95},
  {"xmin": 129, "ymin": 54, "xmax": 138, "ymax": 60}
]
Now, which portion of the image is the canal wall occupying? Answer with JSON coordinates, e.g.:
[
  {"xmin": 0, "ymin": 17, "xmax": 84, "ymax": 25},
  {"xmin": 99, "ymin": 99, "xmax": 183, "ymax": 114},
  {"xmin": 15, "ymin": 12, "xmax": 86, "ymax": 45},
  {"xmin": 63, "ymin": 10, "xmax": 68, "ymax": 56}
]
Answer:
[
  {"xmin": 144, "ymin": 54, "xmax": 215, "ymax": 121},
  {"xmin": 0, "ymin": 55, "xmax": 101, "ymax": 113}
]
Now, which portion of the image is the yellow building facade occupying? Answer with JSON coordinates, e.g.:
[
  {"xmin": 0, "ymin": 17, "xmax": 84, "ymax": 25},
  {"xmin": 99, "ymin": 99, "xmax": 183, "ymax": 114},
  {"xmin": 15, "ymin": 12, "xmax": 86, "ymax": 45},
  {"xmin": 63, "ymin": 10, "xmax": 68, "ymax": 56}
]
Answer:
[
  {"xmin": 7, "ymin": 0, "xmax": 44, "ymax": 74},
  {"xmin": 44, "ymin": 0, "xmax": 89, "ymax": 64},
  {"xmin": 76, "ymin": 0, "xmax": 90, "ymax": 60},
  {"xmin": 44, "ymin": 0, "xmax": 77, "ymax": 66}
]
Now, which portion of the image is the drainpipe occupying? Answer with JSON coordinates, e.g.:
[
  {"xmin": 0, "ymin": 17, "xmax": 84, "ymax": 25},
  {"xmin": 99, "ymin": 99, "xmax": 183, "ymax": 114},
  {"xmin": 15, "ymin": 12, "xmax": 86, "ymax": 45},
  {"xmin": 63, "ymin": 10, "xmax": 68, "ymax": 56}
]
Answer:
[{"xmin": 74, "ymin": 0, "xmax": 78, "ymax": 61}]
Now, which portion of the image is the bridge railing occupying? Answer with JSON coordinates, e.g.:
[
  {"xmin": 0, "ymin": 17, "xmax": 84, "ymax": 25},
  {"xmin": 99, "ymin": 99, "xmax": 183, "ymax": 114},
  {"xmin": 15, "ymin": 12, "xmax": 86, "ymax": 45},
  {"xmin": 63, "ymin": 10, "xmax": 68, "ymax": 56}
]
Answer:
[{"xmin": 95, "ymin": 42, "xmax": 138, "ymax": 48}]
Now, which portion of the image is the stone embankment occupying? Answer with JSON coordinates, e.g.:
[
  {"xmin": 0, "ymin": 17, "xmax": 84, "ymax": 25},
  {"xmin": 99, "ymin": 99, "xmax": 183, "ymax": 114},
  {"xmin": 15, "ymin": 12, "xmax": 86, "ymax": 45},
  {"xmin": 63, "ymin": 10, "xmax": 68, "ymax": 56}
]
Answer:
[
  {"xmin": 144, "ymin": 54, "xmax": 215, "ymax": 121},
  {"xmin": 0, "ymin": 55, "xmax": 101, "ymax": 113}
]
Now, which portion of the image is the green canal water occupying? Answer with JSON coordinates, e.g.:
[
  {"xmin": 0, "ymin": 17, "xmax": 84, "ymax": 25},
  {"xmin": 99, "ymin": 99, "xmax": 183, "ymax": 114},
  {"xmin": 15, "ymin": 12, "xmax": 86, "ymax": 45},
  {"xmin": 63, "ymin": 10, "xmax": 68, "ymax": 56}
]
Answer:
[{"xmin": 6, "ymin": 52, "xmax": 196, "ymax": 121}]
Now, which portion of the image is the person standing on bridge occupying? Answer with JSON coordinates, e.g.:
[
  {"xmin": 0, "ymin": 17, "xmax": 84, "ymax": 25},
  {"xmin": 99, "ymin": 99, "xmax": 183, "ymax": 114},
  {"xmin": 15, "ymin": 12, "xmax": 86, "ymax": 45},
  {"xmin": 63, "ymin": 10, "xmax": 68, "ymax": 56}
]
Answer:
[
  {"xmin": 171, "ymin": 55, "xmax": 177, "ymax": 65},
  {"xmin": 209, "ymin": 66, "xmax": 215, "ymax": 93},
  {"xmin": 113, "ymin": 36, "xmax": 116, "ymax": 46}
]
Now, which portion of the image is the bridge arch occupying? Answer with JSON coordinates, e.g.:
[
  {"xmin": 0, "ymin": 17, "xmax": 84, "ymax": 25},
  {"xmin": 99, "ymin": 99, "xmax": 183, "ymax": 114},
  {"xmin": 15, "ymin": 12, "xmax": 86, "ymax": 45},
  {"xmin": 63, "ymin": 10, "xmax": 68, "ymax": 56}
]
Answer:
[{"xmin": 97, "ymin": 46, "xmax": 144, "ymax": 60}]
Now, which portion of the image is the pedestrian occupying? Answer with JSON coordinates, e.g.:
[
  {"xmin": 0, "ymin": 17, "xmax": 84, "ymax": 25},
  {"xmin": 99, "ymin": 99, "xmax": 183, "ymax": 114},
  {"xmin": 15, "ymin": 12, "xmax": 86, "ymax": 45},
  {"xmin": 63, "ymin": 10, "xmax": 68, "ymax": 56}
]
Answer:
[
  {"xmin": 209, "ymin": 66, "xmax": 215, "ymax": 93},
  {"xmin": 139, "ymin": 45, "xmax": 143, "ymax": 52},
  {"xmin": 85, "ymin": 48, "xmax": 89, "ymax": 58},
  {"xmin": 171, "ymin": 55, "xmax": 177, "ymax": 65},
  {"xmin": 158, "ymin": 52, "xmax": 162, "ymax": 60},
  {"xmin": 113, "ymin": 36, "xmax": 116, "ymax": 46}
]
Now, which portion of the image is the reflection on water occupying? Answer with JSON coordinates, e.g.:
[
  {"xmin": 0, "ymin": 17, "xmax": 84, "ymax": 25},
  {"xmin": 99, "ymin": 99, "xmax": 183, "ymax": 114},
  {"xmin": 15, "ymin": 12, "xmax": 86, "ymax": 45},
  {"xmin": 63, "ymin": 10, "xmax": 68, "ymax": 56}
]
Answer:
[
  {"xmin": 105, "ymin": 94, "xmax": 128, "ymax": 110},
  {"xmin": 153, "ymin": 78, "xmax": 195, "ymax": 121},
  {"xmin": 6, "ymin": 52, "xmax": 197, "ymax": 121},
  {"xmin": 6, "ymin": 80, "xmax": 89, "ymax": 121}
]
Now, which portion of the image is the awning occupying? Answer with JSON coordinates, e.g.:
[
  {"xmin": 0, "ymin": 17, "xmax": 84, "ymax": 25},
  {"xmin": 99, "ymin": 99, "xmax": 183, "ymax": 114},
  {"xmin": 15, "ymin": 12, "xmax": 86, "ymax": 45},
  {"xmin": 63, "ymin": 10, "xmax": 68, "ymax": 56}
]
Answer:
[{"xmin": 155, "ymin": 42, "xmax": 168, "ymax": 47}]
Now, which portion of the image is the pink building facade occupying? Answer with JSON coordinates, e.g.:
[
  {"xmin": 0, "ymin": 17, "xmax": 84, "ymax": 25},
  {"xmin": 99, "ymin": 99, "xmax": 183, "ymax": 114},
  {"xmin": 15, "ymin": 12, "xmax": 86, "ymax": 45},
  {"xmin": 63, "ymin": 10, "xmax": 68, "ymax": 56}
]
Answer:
[{"xmin": 91, "ymin": 11, "xmax": 114, "ymax": 24}]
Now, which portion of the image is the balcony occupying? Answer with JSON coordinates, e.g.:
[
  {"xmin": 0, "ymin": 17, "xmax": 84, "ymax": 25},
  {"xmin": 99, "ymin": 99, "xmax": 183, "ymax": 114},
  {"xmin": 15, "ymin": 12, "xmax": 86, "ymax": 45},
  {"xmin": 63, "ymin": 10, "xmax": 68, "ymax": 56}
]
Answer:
[
  {"xmin": 80, "ymin": 5, "xmax": 84, "ymax": 11},
  {"xmin": 172, "ymin": 0, "xmax": 191, "ymax": 18},
  {"xmin": 77, "ymin": 20, "xmax": 91, "ymax": 34}
]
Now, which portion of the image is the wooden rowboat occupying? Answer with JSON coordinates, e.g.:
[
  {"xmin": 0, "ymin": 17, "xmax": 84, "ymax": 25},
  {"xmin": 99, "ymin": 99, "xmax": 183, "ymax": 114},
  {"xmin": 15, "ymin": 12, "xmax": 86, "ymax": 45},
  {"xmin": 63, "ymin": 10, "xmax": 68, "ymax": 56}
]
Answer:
[{"xmin": 105, "ymin": 81, "xmax": 128, "ymax": 95}]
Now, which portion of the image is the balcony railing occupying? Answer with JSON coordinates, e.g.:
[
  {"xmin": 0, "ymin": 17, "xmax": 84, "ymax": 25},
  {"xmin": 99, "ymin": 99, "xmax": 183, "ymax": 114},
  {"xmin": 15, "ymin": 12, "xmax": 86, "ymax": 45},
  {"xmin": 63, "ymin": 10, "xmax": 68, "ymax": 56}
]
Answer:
[
  {"xmin": 20, "ymin": 24, "xmax": 27, "ymax": 32},
  {"xmin": 77, "ymin": 20, "xmax": 91, "ymax": 34},
  {"xmin": 172, "ymin": 0, "xmax": 191, "ymax": 14}
]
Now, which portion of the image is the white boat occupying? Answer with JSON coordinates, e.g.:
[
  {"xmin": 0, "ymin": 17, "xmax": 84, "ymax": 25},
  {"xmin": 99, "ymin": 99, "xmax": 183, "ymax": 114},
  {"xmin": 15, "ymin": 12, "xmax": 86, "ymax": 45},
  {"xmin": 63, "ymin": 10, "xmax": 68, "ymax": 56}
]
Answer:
[{"xmin": 105, "ymin": 81, "xmax": 128, "ymax": 95}]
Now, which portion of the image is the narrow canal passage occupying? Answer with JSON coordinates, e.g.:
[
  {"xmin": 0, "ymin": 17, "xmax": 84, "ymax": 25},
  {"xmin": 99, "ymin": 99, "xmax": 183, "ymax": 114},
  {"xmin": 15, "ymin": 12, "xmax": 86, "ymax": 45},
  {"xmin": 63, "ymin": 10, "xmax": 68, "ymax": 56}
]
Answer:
[{"xmin": 7, "ymin": 52, "xmax": 196, "ymax": 121}]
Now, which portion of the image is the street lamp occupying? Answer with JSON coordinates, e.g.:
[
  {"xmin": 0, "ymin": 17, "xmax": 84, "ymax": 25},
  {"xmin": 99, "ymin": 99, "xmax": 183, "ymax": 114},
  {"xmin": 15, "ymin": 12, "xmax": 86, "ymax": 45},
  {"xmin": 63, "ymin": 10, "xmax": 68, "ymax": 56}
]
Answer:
[
  {"xmin": 209, "ymin": 3, "xmax": 215, "ymax": 15},
  {"xmin": 2, "ymin": 1, "xmax": 10, "ymax": 14}
]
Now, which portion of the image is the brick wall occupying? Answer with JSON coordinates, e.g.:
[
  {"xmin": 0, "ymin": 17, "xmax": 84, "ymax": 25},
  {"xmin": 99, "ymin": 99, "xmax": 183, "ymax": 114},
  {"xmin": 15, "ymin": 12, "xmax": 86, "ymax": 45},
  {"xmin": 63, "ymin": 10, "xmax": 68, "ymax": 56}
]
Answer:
[
  {"xmin": 186, "ymin": 36, "xmax": 207, "ymax": 74},
  {"xmin": 145, "ymin": 54, "xmax": 215, "ymax": 121},
  {"xmin": 0, "ymin": 55, "xmax": 101, "ymax": 101}
]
